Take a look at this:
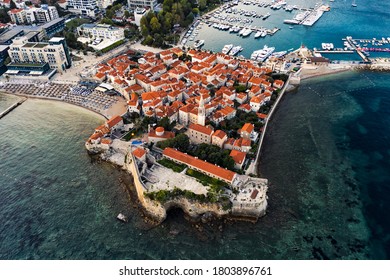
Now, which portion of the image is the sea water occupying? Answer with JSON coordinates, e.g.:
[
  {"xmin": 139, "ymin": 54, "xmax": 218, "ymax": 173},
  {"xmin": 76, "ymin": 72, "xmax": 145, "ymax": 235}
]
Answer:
[
  {"xmin": 1, "ymin": 0, "xmax": 390, "ymax": 259},
  {"xmin": 1, "ymin": 70, "xmax": 389, "ymax": 259},
  {"xmin": 190, "ymin": 0, "xmax": 390, "ymax": 60}
]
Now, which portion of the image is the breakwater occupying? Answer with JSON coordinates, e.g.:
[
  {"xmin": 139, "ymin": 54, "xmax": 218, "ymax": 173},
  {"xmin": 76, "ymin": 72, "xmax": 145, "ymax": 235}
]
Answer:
[{"xmin": 0, "ymin": 98, "xmax": 26, "ymax": 119}]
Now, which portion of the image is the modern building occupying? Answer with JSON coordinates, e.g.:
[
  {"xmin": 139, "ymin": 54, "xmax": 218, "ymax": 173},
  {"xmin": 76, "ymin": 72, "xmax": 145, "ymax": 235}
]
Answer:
[
  {"xmin": 25, "ymin": 5, "xmax": 59, "ymax": 24},
  {"xmin": 67, "ymin": 0, "xmax": 98, "ymax": 17},
  {"xmin": 6, "ymin": 36, "xmax": 71, "ymax": 78},
  {"xmin": 0, "ymin": 29, "xmax": 25, "ymax": 45},
  {"xmin": 97, "ymin": 0, "xmax": 113, "ymax": 9},
  {"xmin": 42, "ymin": 18, "xmax": 66, "ymax": 38},
  {"xmin": 133, "ymin": 8, "xmax": 147, "ymax": 27},
  {"xmin": 127, "ymin": 0, "xmax": 157, "ymax": 11},
  {"xmin": 0, "ymin": 45, "xmax": 10, "ymax": 75},
  {"xmin": 77, "ymin": 23, "xmax": 124, "ymax": 41},
  {"xmin": 7, "ymin": 9, "xmax": 27, "ymax": 25}
]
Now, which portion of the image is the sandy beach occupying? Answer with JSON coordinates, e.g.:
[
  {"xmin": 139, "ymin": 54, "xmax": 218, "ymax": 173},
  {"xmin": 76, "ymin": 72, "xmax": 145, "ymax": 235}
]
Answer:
[
  {"xmin": 0, "ymin": 82, "xmax": 128, "ymax": 119},
  {"xmin": 299, "ymin": 64, "xmax": 353, "ymax": 80}
]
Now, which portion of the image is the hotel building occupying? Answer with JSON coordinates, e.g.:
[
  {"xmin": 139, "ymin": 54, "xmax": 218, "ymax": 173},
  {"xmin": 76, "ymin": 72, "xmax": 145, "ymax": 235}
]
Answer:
[
  {"xmin": 77, "ymin": 23, "xmax": 124, "ymax": 41},
  {"xmin": 6, "ymin": 36, "xmax": 71, "ymax": 78},
  {"xmin": 67, "ymin": 0, "xmax": 98, "ymax": 17}
]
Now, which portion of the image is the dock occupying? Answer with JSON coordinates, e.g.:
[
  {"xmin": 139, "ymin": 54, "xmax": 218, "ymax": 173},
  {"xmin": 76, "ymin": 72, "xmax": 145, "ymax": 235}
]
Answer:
[
  {"xmin": 0, "ymin": 98, "xmax": 27, "ymax": 119},
  {"xmin": 345, "ymin": 36, "xmax": 371, "ymax": 63},
  {"xmin": 315, "ymin": 50, "xmax": 354, "ymax": 54}
]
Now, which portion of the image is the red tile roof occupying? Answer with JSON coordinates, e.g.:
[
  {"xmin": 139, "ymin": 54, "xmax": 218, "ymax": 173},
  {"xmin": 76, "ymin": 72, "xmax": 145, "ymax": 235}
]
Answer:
[
  {"xmin": 163, "ymin": 148, "xmax": 236, "ymax": 183},
  {"xmin": 212, "ymin": 130, "xmax": 227, "ymax": 140},
  {"xmin": 89, "ymin": 132, "xmax": 103, "ymax": 141},
  {"xmin": 241, "ymin": 123, "xmax": 254, "ymax": 134},
  {"xmin": 106, "ymin": 115, "xmax": 122, "ymax": 128},
  {"xmin": 257, "ymin": 113, "xmax": 268, "ymax": 119},
  {"xmin": 9, "ymin": 8, "xmax": 23, "ymax": 14},
  {"xmin": 230, "ymin": 150, "xmax": 246, "ymax": 165},
  {"xmin": 148, "ymin": 129, "xmax": 175, "ymax": 139},
  {"xmin": 133, "ymin": 147, "xmax": 146, "ymax": 159},
  {"xmin": 101, "ymin": 138, "xmax": 112, "ymax": 145},
  {"xmin": 188, "ymin": 123, "xmax": 213, "ymax": 136}
]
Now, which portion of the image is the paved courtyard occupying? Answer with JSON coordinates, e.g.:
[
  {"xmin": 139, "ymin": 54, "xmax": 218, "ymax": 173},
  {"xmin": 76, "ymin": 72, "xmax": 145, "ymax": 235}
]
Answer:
[{"xmin": 143, "ymin": 164, "xmax": 208, "ymax": 195}]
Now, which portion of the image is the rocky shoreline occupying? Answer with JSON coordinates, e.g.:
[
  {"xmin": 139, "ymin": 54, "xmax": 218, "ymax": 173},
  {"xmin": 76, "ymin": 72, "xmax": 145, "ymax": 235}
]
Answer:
[{"xmin": 87, "ymin": 142, "xmax": 265, "ymax": 225}]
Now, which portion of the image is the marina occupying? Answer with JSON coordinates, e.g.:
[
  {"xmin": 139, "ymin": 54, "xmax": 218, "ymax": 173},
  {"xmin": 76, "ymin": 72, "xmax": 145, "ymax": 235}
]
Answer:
[
  {"xmin": 283, "ymin": 4, "xmax": 330, "ymax": 26},
  {"xmin": 181, "ymin": 0, "xmax": 331, "ymax": 47}
]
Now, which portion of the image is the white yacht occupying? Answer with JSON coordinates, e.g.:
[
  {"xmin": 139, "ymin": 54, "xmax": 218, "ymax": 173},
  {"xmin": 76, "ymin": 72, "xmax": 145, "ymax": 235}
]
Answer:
[
  {"xmin": 229, "ymin": 45, "xmax": 243, "ymax": 56},
  {"xmin": 194, "ymin": 39, "xmax": 205, "ymax": 48},
  {"xmin": 251, "ymin": 45, "xmax": 275, "ymax": 62},
  {"xmin": 242, "ymin": 28, "xmax": 253, "ymax": 37},
  {"xmin": 222, "ymin": 44, "xmax": 234, "ymax": 54}
]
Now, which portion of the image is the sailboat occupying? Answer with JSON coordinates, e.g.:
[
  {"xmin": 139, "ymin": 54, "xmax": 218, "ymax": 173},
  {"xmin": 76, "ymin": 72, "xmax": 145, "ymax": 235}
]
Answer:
[{"xmin": 352, "ymin": 0, "xmax": 357, "ymax": 7}]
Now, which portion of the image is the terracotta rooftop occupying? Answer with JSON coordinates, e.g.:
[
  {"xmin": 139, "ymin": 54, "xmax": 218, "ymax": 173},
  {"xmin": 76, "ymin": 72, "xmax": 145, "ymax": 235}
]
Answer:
[
  {"xmin": 241, "ymin": 123, "xmax": 254, "ymax": 134},
  {"xmin": 148, "ymin": 129, "xmax": 175, "ymax": 139},
  {"xmin": 89, "ymin": 132, "xmax": 103, "ymax": 141},
  {"xmin": 163, "ymin": 148, "xmax": 236, "ymax": 183},
  {"xmin": 133, "ymin": 147, "xmax": 146, "ymax": 159},
  {"xmin": 212, "ymin": 130, "xmax": 227, "ymax": 140},
  {"xmin": 188, "ymin": 123, "xmax": 213, "ymax": 136},
  {"xmin": 101, "ymin": 138, "xmax": 112, "ymax": 145},
  {"xmin": 106, "ymin": 115, "xmax": 122, "ymax": 128},
  {"xmin": 230, "ymin": 149, "xmax": 246, "ymax": 165},
  {"xmin": 155, "ymin": 126, "xmax": 164, "ymax": 133}
]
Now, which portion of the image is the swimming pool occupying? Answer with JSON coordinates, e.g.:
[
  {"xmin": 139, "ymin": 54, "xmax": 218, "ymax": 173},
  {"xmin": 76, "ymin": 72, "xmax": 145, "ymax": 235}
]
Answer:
[{"xmin": 131, "ymin": 140, "xmax": 143, "ymax": 145}]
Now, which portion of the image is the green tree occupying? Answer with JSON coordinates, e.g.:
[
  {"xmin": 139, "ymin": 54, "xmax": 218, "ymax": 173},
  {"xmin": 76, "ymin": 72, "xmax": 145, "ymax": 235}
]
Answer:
[
  {"xmin": 124, "ymin": 10, "xmax": 130, "ymax": 18},
  {"xmin": 163, "ymin": 0, "xmax": 173, "ymax": 11},
  {"xmin": 157, "ymin": 117, "xmax": 171, "ymax": 130},
  {"xmin": 198, "ymin": 0, "xmax": 207, "ymax": 10},
  {"xmin": 150, "ymin": 17, "xmax": 161, "ymax": 33},
  {"xmin": 106, "ymin": 9, "xmax": 114, "ymax": 19},
  {"xmin": 164, "ymin": 12, "xmax": 173, "ymax": 31},
  {"xmin": 101, "ymin": 18, "xmax": 114, "ymax": 25}
]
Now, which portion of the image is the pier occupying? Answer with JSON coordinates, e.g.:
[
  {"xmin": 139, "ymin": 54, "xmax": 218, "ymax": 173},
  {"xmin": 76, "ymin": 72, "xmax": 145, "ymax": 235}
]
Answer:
[
  {"xmin": 345, "ymin": 36, "xmax": 371, "ymax": 63},
  {"xmin": 0, "ymin": 98, "xmax": 27, "ymax": 119},
  {"xmin": 315, "ymin": 50, "xmax": 354, "ymax": 54}
]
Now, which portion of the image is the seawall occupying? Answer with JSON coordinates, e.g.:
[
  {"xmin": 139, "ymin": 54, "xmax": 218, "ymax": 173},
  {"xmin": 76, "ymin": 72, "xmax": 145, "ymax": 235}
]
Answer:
[
  {"xmin": 253, "ymin": 74, "xmax": 291, "ymax": 175},
  {"xmin": 0, "ymin": 98, "xmax": 26, "ymax": 119},
  {"xmin": 123, "ymin": 150, "xmax": 231, "ymax": 224}
]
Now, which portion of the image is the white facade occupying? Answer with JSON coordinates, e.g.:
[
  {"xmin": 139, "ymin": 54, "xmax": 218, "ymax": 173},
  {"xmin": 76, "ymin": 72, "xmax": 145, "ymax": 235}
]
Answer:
[
  {"xmin": 133, "ymin": 8, "xmax": 146, "ymax": 27},
  {"xmin": 128, "ymin": 0, "xmax": 157, "ymax": 10},
  {"xmin": 197, "ymin": 95, "xmax": 206, "ymax": 126},
  {"xmin": 8, "ymin": 9, "xmax": 27, "ymax": 25},
  {"xmin": 77, "ymin": 23, "xmax": 124, "ymax": 41},
  {"xmin": 25, "ymin": 5, "xmax": 59, "ymax": 24},
  {"xmin": 67, "ymin": 0, "xmax": 98, "ymax": 17},
  {"xmin": 97, "ymin": 0, "xmax": 114, "ymax": 9},
  {"xmin": 8, "ymin": 37, "xmax": 71, "ymax": 72}
]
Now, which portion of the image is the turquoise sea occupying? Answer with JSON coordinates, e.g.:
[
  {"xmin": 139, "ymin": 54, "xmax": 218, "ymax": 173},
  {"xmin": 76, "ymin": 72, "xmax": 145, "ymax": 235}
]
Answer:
[{"xmin": 1, "ymin": 1, "xmax": 390, "ymax": 260}]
